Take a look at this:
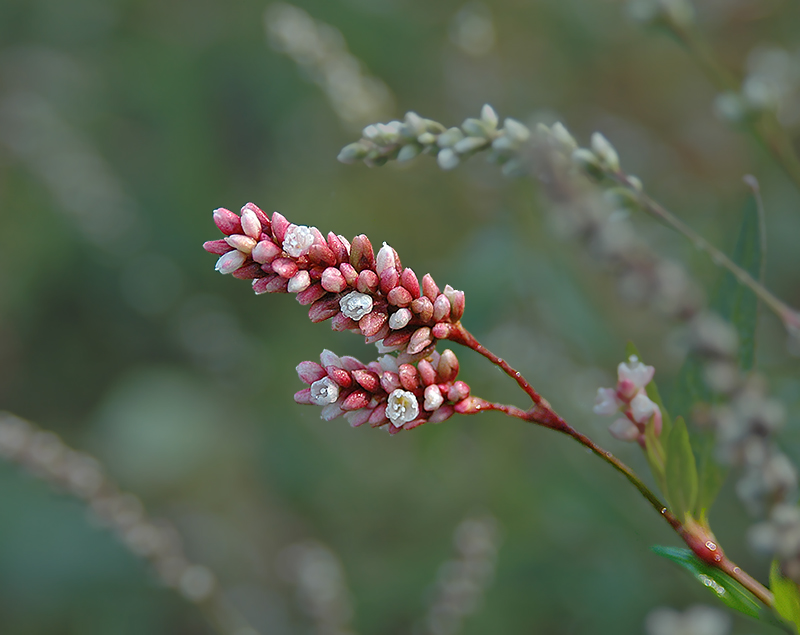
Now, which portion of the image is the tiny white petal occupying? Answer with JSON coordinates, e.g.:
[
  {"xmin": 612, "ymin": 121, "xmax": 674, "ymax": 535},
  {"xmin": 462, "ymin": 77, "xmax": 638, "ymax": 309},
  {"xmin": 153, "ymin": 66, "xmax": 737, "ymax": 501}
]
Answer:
[
  {"xmin": 617, "ymin": 355, "xmax": 655, "ymax": 390},
  {"xmin": 310, "ymin": 377, "xmax": 340, "ymax": 405},
  {"xmin": 630, "ymin": 392, "xmax": 658, "ymax": 424},
  {"xmin": 214, "ymin": 250, "xmax": 246, "ymax": 274},
  {"xmin": 593, "ymin": 388, "xmax": 621, "ymax": 416},
  {"xmin": 339, "ymin": 291, "xmax": 373, "ymax": 321},
  {"xmin": 609, "ymin": 418, "xmax": 640, "ymax": 442},
  {"xmin": 282, "ymin": 225, "xmax": 315, "ymax": 258},
  {"xmin": 386, "ymin": 389, "xmax": 420, "ymax": 427}
]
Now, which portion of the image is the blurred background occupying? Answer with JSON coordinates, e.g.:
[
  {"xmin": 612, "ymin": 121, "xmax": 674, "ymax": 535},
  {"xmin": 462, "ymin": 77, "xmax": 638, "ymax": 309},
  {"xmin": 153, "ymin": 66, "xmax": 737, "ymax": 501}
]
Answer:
[{"xmin": 1, "ymin": 0, "xmax": 799, "ymax": 633}]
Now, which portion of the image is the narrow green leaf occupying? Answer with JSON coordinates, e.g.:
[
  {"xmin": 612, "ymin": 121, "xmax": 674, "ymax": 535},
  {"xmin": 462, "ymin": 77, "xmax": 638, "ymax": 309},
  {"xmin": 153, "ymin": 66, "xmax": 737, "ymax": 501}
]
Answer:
[
  {"xmin": 714, "ymin": 196, "xmax": 762, "ymax": 371},
  {"xmin": 771, "ymin": 560, "xmax": 800, "ymax": 631},
  {"xmin": 664, "ymin": 416, "xmax": 698, "ymax": 520},
  {"xmin": 652, "ymin": 546, "xmax": 763, "ymax": 619},
  {"xmin": 644, "ymin": 420, "xmax": 667, "ymax": 496},
  {"xmin": 695, "ymin": 432, "xmax": 728, "ymax": 522}
]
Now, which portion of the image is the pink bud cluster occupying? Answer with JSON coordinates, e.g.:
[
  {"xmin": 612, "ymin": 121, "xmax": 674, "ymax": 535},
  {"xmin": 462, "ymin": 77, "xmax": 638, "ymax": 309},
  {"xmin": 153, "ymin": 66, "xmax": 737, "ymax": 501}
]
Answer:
[
  {"xmin": 203, "ymin": 203, "xmax": 466, "ymax": 356},
  {"xmin": 593, "ymin": 355, "xmax": 662, "ymax": 445},
  {"xmin": 293, "ymin": 348, "xmax": 470, "ymax": 433}
]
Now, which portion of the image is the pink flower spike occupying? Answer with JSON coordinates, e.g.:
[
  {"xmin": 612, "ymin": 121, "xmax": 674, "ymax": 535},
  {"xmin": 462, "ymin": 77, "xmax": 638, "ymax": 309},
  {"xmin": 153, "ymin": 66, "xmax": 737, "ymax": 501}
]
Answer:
[
  {"xmin": 296, "ymin": 361, "xmax": 327, "ymax": 385},
  {"xmin": 609, "ymin": 418, "xmax": 640, "ymax": 442},
  {"xmin": 213, "ymin": 208, "xmax": 242, "ymax": 235},
  {"xmin": 617, "ymin": 355, "xmax": 655, "ymax": 391},
  {"xmin": 593, "ymin": 388, "xmax": 621, "ymax": 416},
  {"xmin": 215, "ymin": 250, "xmax": 246, "ymax": 274}
]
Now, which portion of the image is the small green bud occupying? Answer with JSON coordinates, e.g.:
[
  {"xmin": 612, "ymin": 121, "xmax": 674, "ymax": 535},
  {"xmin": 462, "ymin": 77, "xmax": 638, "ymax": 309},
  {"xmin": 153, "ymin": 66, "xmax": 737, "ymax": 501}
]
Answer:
[
  {"xmin": 480, "ymin": 104, "xmax": 499, "ymax": 128},
  {"xmin": 337, "ymin": 142, "xmax": 370, "ymax": 164},
  {"xmin": 437, "ymin": 127, "xmax": 465, "ymax": 148},
  {"xmin": 417, "ymin": 132, "xmax": 437, "ymax": 146},
  {"xmin": 397, "ymin": 144, "xmax": 422, "ymax": 162},
  {"xmin": 503, "ymin": 118, "xmax": 531, "ymax": 144},
  {"xmin": 461, "ymin": 118, "xmax": 489, "ymax": 138},
  {"xmin": 437, "ymin": 148, "xmax": 460, "ymax": 170},
  {"xmin": 571, "ymin": 148, "xmax": 605, "ymax": 181},
  {"xmin": 453, "ymin": 136, "xmax": 488, "ymax": 154},
  {"xmin": 590, "ymin": 132, "xmax": 620, "ymax": 172},
  {"xmin": 550, "ymin": 122, "xmax": 576, "ymax": 151},
  {"xmin": 403, "ymin": 111, "xmax": 426, "ymax": 137}
]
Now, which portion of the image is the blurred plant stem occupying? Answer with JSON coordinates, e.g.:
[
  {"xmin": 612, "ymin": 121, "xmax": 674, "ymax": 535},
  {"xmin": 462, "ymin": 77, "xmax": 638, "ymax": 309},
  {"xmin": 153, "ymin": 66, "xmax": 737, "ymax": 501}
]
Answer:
[
  {"xmin": 611, "ymin": 170, "xmax": 800, "ymax": 336},
  {"xmin": 666, "ymin": 22, "xmax": 800, "ymax": 194},
  {"xmin": 442, "ymin": 325, "xmax": 776, "ymax": 609}
]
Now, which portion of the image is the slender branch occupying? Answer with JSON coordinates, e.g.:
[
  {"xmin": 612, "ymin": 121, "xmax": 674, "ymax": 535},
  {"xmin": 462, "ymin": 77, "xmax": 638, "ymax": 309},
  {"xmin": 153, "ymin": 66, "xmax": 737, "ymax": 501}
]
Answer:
[
  {"xmin": 447, "ymin": 327, "xmax": 775, "ymax": 608},
  {"xmin": 612, "ymin": 170, "xmax": 800, "ymax": 335}
]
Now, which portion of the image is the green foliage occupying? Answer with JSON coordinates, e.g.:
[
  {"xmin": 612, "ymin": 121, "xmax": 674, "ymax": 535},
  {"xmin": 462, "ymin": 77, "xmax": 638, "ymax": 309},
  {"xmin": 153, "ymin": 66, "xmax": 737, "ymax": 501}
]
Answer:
[
  {"xmin": 664, "ymin": 416, "xmax": 698, "ymax": 521},
  {"xmin": 771, "ymin": 561, "xmax": 800, "ymax": 633}
]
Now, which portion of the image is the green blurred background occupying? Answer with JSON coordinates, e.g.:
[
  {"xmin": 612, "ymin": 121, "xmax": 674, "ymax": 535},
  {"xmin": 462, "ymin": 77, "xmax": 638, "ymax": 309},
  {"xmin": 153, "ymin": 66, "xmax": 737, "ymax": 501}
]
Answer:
[{"xmin": 1, "ymin": 0, "xmax": 799, "ymax": 633}]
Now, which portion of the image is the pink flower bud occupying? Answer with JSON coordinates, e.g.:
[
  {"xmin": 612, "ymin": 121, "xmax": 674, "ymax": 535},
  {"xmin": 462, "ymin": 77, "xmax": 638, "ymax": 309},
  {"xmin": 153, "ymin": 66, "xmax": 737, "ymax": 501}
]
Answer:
[
  {"xmin": 342, "ymin": 391, "xmax": 371, "ymax": 411},
  {"xmin": 359, "ymin": 311, "xmax": 387, "ymax": 337},
  {"xmin": 287, "ymin": 270, "xmax": 311, "ymax": 293},
  {"xmin": 271, "ymin": 257, "xmax": 299, "ymax": 279},
  {"xmin": 410, "ymin": 296, "xmax": 434, "ymax": 322},
  {"xmin": 294, "ymin": 388, "xmax": 313, "ymax": 404},
  {"xmin": 308, "ymin": 243, "xmax": 337, "ymax": 267},
  {"xmin": 327, "ymin": 232, "xmax": 349, "ymax": 263},
  {"xmin": 400, "ymin": 268, "xmax": 420, "ymax": 298},
  {"xmin": 593, "ymin": 388, "xmax": 621, "ymax": 416},
  {"xmin": 387, "ymin": 286, "xmax": 413, "ymax": 307},
  {"xmin": 340, "ymin": 356, "xmax": 366, "ymax": 371},
  {"xmin": 398, "ymin": 364, "xmax": 420, "ymax": 391},
  {"xmin": 424, "ymin": 385, "xmax": 444, "ymax": 411},
  {"xmin": 447, "ymin": 381, "xmax": 470, "ymax": 402},
  {"xmin": 433, "ymin": 294, "xmax": 452, "ymax": 322},
  {"xmin": 331, "ymin": 313, "xmax": 359, "ymax": 331},
  {"xmin": 252, "ymin": 276, "xmax": 274, "ymax": 295},
  {"xmin": 320, "ymin": 402, "xmax": 344, "ymax": 421},
  {"xmin": 308, "ymin": 296, "xmax": 340, "ymax": 322},
  {"xmin": 326, "ymin": 365, "xmax": 353, "ymax": 388},
  {"xmin": 213, "ymin": 208, "xmax": 242, "ymax": 235},
  {"xmin": 609, "ymin": 418, "xmax": 640, "ymax": 442},
  {"xmin": 240, "ymin": 209, "xmax": 262, "ymax": 240},
  {"xmin": 321, "ymin": 267, "xmax": 348, "ymax": 293},
  {"xmin": 431, "ymin": 322, "xmax": 452, "ymax": 339},
  {"xmin": 453, "ymin": 397, "xmax": 484, "ymax": 414},
  {"xmin": 352, "ymin": 369, "xmax": 380, "ymax": 393},
  {"xmin": 232, "ymin": 263, "xmax": 263, "ymax": 279},
  {"xmin": 215, "ymin": 250, "xmax": 246, "ymax": 274},
  {"xmin": 349, "ymin": 235, "xmax": 375, "ymax": 272},
  {"xmin": 407, "ymin": 327, "xmax": 433, "ymax": 355},
  {"xmin": 389, "ymin": 308, "xmax": 412, "ymax": 330},
  {"xmin": 379, "ymin": 268, "xmax": 400, "ymax": 295},
  {"xmin": 375, "ymin": 243, "xmax": 397, "ymax": 275},
  {"xmin": 380, "ymin": 371, "xmax": 402, "ymax": 393},
  {"xmin": 437, "ymin": 349, "xmax": 459, "ymax": 383},
  {"xmin": 203, "ymin": 239, "xmax": 232, "ymax": 255},
  {"xmin": 617, "ymin": 355, "xmax": 655, "ymax": 391},
  {"xmin": 339, "ymin": 262, "xmax": 358, "ymax": 286},
  {"xmin": 427, "ymin": 405, "xmax": 454, "ymax": 423},
  {"xmin": 368, "ymin": 404, "xmax": 388, "ymax": 426},
  {"xmin": 363, "ymin": 322, "xmax": 390, "ymax": 344},
  {"xmin": 271, "ymin": 211, "xmax": 291, "ymax": 243},
  {"xmin": 296, "ymin": 361, "xmax": 327, "ymax": 384},
  {"xmin": 241, "ymin": 202, "xmax": 270, "ymax": 234},
  {"xmin": 356, "ymin": 270, "xmax": 380, "ymax": 294},
  {"xmin": 383, "ymin": 328, "xmax": 412, "ymax": 348},
  {"xmin": 345, "ymin": 408, "xmax": 372, "ymax": 427},
  {"xmin": 252, "ymin": 239, "xmax": 281, "ymax": 264},
  {"xmin": 448, "ymin": 288, "xmax": 465, "ymax": 321},
  {"xmin": 264, "ymin": 276, "xmax": 289, "ymax": 293},
  {"xmin": 417, "ymin": 359, "xmax": 437, "ymax": 386},
  {"xmin": 422, "ymin": 274, "xmax": 439, "ymax": 301},
  {"xmin": 320, "ymin": 349, "xmax": 343, "ymax": 367},
  {"xmin": 630, "ymin": 392, "xmax": 658, "ymax": 425},
  {"xmin": 296, "ymin": 283, "xmax": 327, "ymax": 306}
]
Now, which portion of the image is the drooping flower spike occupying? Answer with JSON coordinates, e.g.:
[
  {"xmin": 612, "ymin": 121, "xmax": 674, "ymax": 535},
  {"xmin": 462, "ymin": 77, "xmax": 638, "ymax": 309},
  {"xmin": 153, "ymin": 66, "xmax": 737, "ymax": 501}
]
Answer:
[
  {"xmin": 204, "ymin": 203, "xmax": 465, "ymax": 357},
  {"xmin": 294, "ymin": 348, "xmax": 470, "ymax": 433}
]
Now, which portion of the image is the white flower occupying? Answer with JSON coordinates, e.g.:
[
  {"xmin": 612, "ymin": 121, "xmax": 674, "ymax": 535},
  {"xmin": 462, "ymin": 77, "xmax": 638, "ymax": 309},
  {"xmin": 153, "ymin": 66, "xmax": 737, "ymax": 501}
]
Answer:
[
  {"xmin": 215, "ymin": 250, "xmax": 246, "ymax": 274},
  {"xmin": 593, "ymin": 387, "xmax": 621, "ymax": 416},
  {"xmin": 388, "ymin": 308, "xmax": 412, "ymax": 330},
  {"xmin": 386, "ymin": 389, "xmax": 420, "ymax": 427},
  {"xmin": 630, "ymin": 392, "xmax": 658, "ymax": 424},
  {"xmin": 617, "ymin": 355, "xmax": 655, "ymax": 390},
  {"xmin": 287, "ymin": 270, "xmax": 311, "ymax": 293},
  {"xmin": 310, "ymin": 377, "xmax": 340, "ymax": 406},
  {"xmin": 609, "ymin": 418, "xmax": 640, "ymax": 442},
  {"xmin": 339, "ymin": 291, "xmax": 373, "ymax": 321},
  {"xmin": 282, "ymin": 224, "xmax": 315, "ymax": 258}
]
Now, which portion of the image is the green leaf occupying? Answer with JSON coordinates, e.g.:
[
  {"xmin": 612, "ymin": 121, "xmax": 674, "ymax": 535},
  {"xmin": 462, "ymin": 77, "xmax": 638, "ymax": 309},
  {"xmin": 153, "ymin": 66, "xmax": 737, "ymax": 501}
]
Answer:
[
  {"xmin": 652, "ymin": 546, "xmax": 764, "ymax": 620},
  {"xmin": 694, "ymin": 432, "xmax": 728, "ymax": 523},
  {"xmin": 714, "ymin": 196, "xmax": 762, "ymax": 372},
  {"xmin": 771, "ymin": 560, "xmax": 800, "ymax": 632},
  {"xmin": 664, "ymin": 416, "xmax": 698, "ymax": 520}
]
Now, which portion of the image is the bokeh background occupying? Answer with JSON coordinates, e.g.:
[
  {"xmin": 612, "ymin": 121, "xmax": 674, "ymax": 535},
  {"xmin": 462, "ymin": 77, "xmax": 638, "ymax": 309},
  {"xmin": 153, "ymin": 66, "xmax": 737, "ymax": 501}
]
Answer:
[{"xmin": 1, "ymin": 0, "xmax": 799, "ymax": 633}]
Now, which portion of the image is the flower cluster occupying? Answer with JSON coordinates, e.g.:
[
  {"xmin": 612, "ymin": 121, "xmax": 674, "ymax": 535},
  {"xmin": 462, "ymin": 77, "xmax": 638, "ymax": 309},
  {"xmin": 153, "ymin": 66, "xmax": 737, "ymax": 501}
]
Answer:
[
  {"xmin": 337, "ymin": 104, "xmax": 531, "ymax": 176},
  {"xmin": 203, "ymin": 203, "xmax": 465, "ymax": 357},
  {"xmin": 293, "ymin": 348, "xmax": 470, "ymax": 433},
  {"xmin": 593, "ymin": 355, "xmax": 662, "ymax": 445}
]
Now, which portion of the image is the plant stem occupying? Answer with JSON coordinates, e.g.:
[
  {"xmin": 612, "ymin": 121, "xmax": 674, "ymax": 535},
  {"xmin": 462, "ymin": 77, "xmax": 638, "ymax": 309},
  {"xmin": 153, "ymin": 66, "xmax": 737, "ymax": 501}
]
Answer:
[
  {"xmin": 613, "ymin": 170, "xmax": 800, "ymax": 334},
  {"xmin": 447, "ymin": 325, "xmax": 775, "ymax": 608}
]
